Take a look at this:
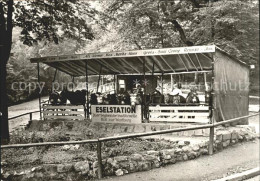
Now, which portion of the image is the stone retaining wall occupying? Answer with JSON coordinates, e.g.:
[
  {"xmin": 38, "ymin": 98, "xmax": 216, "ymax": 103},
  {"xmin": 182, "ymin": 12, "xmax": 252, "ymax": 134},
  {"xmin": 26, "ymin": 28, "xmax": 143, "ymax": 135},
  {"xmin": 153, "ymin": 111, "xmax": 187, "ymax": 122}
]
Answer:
[{"xmin": 1, "ymin": 126, "xmax": 257, "ymax": 180}]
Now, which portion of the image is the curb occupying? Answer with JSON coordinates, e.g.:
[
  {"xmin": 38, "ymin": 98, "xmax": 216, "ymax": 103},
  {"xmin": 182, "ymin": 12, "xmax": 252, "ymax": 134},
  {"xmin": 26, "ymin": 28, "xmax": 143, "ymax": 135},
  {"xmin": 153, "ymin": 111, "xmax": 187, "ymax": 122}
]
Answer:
[{"xmin": 213, "ymin": 167, "xmax": 260, "ymax": 181}]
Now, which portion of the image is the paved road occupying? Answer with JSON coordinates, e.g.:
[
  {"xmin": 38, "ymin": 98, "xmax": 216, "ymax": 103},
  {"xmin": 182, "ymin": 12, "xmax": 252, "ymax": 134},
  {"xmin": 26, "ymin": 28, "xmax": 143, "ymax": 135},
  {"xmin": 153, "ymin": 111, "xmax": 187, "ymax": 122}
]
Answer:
[{"xmin": 100, "ymin": 139, "xmax": 259, "ymax": 181}]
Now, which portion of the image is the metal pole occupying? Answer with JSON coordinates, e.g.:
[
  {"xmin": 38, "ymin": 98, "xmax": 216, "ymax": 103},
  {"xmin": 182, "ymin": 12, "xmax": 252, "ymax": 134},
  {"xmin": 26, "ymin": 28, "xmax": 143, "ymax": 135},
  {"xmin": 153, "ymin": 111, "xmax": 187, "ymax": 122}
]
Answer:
[
  {"xmin": 114, "ymin": 74, "xmax": 116, "ymax": 93},
  {"xmin": 85, "ymin": 62, "xmax": 90, "ymax": 119},
  {"xmin": 143, "ymin": 59, "xmax": 146, "ymax": 120},
  {"xmin": 97, "ymin": 66, "xmax": 102, "ymax": 92},
  {"xmin": 161, "ymin": 73, "xmax": 163, "ymax": 94},
  {"xmin": 209, "ymin": 52, "xmax": 215, "ymax": 155},
  {"xmin": 37, "ymin": 63, "xmax": 42, "ymax": 120},
  {"xmin": 152, "ymin": 61, "xmax": 155, "ymax": 90},
  {"xmin": 72, "ymin": 76, "xmax": 75, "ymax": 91},
  {"xmin": 209, "ymin": 126, "xmax": 214, "ymax": 155},
  {"xmin": 97, "ymin": 141, "xmax": 103, "ymax": 179}
]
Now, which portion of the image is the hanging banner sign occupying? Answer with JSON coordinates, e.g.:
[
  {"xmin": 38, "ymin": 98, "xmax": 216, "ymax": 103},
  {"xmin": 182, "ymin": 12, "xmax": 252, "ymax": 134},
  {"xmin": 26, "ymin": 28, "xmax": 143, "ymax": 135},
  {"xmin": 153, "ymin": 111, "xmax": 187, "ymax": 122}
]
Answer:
[
  {"xmin": 91, "ymin": 105, "xmax": 142, "ymax": 124},
  {"xmin": 31, "ymin": 45, "xmax": 216, "ymax": 63}
]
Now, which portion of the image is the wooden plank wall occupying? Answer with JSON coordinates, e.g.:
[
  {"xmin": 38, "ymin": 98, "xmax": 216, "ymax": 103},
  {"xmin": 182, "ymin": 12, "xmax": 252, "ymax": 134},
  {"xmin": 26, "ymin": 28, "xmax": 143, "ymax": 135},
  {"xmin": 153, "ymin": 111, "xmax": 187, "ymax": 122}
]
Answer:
[
  {"xmin": 149, "ymin": 105, "xmax": 210, "ymax": 123},
  {"xmin": 42, "ymin": 104, "xmax": 85, "ymax": 120}
]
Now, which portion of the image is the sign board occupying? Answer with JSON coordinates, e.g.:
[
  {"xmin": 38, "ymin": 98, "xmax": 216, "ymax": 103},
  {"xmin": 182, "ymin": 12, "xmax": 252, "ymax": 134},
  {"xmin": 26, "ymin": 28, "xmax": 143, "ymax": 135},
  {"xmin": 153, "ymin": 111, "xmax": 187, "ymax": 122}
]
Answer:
[
  {"xmin": 31, "ymin": 45, "xmax": 216, "ymax": 63},
  {"xmin": 91, "ymin": 105, "xmax": 142, "ymax": 124}
]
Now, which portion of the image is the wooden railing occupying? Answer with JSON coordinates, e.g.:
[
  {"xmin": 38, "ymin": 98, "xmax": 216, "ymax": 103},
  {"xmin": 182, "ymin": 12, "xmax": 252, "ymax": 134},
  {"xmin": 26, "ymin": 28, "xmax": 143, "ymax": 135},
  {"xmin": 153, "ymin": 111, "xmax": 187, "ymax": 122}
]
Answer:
[
  {"xmin": 8, "ymin": 110, "xmax": 40, "ymax": 121},
  {"xmin": 3, "ymin": 113, "xmax": 259, "ymax": 179}
]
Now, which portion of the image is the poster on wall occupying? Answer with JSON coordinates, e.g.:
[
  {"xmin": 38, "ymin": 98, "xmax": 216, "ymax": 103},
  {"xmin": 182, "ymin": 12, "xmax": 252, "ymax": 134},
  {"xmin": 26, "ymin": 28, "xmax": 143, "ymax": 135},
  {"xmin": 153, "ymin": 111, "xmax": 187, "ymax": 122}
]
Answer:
[{"xmin": 91, "ymin": 105, "xmax": 142, "ymax": 124}]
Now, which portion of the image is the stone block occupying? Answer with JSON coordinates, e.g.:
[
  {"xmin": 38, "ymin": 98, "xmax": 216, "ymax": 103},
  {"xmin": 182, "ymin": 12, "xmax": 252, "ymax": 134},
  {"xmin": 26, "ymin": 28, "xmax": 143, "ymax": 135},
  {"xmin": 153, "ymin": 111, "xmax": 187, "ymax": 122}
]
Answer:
[
  {"xmin": 130, "ymin": 154, "xmax": 144, "ymax": 161},
  {"xmin": 145, "ymin": 125, "xmax": 152, "ymax": 132},
  {"xmin": 193, "ymin": 129, "xmax": 203, "ymax": 136},
  {"xmin": 151, "ymin": 160, "xmax": 160, "ymax": 168},
  {"xmin": 74, "ymin": 161, "xmax": 89, "ymax": 174},
  {"xmin": 143, "ymin": 155, "xmax": 158, "ymax": 161},
  {"xmin": 126, "ymin": 126, "xmax": 134, "ymax": 133},
  {"xmin": 57, "ymin": 164, "xmax": 73, "ymax": 173},
  {"xmin": 222, "ymin": 131, "xmax": 231, "ymax": 141},
  {"xmin": 133, "ymin": 125, "xmax": 145, "ymax": 133},
  {"xmin": 203, "ymin": 128, "xmax": 210, "ymax": 136},
  {"xmin": 120, "ymin": 126, "xmax": 128, "ymax": 133},
  {"xmin": 183, "ymin": 154, "xmax": 188, "ymax": 161},
  {"xmin": 231, "ymin": 132, "xmax": 238, "ymax": 140},
  {"xmin": 115, "ymin": 169, "xmax": 124, "ymax": 176},
  {"xmin": 147, "ymin": 150, "xmax": 160, "ymax": 156},
  {"xmin": 192, "ymin": 145, "xmax": 200, "ymax": 152},
  {"xmin": 200, "ymin": 149, "xmax": 208, "ymax": 155},
  {"xmin": 114, "ymin": 156, "xmax": 128, "ymax": 162},
  {"xmin": 222, "ymin": 140, "xmax": 230, "ymax": 148}
]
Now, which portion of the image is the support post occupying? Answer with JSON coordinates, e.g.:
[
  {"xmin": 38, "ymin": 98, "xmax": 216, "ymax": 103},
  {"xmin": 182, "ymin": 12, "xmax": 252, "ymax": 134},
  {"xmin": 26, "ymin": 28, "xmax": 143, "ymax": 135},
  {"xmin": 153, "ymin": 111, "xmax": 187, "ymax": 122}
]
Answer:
[
  {"xmin": 143, "ymin": 59, "xmax": 146, "ymax": 120},
  {"xmin": 97, "ymin": 141, "xmax": 103, "ymax": 179},
  {"xmin": 29, "ymin": 112, "xmax": 32, "ymax": 121},
  {"xmin": 209, "ymin": 126, "xmax": 214, "ymax": 155},
  {"xmin": 151, "ymin": 61, "xmax": 155, "ymax": 89},
  {"xmin": 97, "ymin": 66, "xmax": 102, "ymax": 92},
  {"xmin": 114, "ymin": 74, "xmax": 116, "ymax": 93},
  {"xmin": 85, "ymin": 62, "xmax": 90, "ymax": 119},
  {"xmin": 161, "ymin": 73, "xmax": 164, "ymax": 94},
  {"xmin": 37, "ymin": 63, "xmax": 42, "ymax": 120}
]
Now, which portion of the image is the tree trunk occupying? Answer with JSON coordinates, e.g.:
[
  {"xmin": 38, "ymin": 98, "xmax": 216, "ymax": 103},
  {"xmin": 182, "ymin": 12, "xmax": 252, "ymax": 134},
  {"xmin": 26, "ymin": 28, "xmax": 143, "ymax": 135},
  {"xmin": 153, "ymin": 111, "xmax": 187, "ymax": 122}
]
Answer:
[
  {"xmin": 0, "ymin": 0, "xmax": 13, "ymax": 144},
  {"xmin": 0, "ymin": 62, "xmax": 9, "ymax": 144}
]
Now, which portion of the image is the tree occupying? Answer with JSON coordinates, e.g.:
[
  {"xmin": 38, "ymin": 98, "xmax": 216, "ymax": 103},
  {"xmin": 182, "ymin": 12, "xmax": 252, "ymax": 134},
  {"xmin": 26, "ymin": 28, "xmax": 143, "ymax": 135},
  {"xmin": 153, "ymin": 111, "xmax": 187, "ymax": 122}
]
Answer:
[{"xmin": 0, "ymin": 0, "xmax": 103, "ymax": 143}]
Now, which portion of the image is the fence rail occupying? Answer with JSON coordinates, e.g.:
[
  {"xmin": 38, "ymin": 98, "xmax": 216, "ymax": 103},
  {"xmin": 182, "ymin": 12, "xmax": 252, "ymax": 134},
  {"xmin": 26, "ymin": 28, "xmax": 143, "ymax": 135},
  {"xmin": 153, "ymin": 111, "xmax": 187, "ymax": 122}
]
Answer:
[
  {"xmin": 3, "ymin": 112, "xmax": 259, "ymax": 179},
  {"xmin": 8, "ymin": 110, "xmax": 40, "ymax": 121}
]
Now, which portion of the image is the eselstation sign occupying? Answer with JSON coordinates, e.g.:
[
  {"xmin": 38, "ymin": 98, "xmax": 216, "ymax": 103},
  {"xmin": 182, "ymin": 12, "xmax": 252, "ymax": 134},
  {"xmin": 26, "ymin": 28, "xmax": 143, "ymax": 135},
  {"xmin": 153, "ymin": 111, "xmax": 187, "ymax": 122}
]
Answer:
[{"xmin": 91, "ymin": 105, "xmax": 142, "ymax": 124}]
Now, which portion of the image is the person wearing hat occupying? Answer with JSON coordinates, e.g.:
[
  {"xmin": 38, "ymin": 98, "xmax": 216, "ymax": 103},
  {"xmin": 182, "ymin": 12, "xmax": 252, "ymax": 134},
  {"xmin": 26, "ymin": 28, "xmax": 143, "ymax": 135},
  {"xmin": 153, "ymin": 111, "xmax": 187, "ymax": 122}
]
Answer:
[{"xmin": 170, "ymin": 83, "xmax": 183, "ymax": 96}]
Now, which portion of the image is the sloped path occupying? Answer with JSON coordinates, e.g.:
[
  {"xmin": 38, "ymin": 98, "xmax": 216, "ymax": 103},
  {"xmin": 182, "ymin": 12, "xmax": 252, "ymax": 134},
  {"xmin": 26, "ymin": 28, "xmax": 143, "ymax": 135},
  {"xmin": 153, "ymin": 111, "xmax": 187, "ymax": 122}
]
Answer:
[{"xmin": 100, "ymin": 139, "xmax": 259, "ymax": 181}]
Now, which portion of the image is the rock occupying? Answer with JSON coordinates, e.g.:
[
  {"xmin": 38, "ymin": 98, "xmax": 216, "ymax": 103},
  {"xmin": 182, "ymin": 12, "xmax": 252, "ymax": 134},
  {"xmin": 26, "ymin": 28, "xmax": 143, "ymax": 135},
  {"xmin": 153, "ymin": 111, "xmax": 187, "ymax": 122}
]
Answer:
[
  {"xmin": 175, "ymin": 148, "xmax": 183, "ymax": 154},
  {"xmin": 178, "ymin": 140, "xmax": 186, "ymax": 147},
  {"xmin": 176, "ymin": 155, "xmax": 183, "ymax": 161},
  {"xmin": 147, "ymin": 150, "xmax": 160, "ymax": 156},
  {"xmin": 129, "ymin": 162, "xmax": 137, "ymax": 172},
  {"xmin": 164, "ymin": 155, "xmax": 171, "ymax": 160},
  {"xmin": 74, "ymin": 161, "xmax": 89, "ymax": 175},
  {"xmin": 93, "ymin": 161, "xmax": 98, "ymax": 168},
  {"xmin": 31, "ymin": 166, "xmax": 43, "ymax": 172},
  {"xmin": 222, "ymin": 131, "xmax": 231, "ymax": 141},
  {"xmin": 151, "ymin": 160, "xmax": 160, "ymax": 168},
  {"xmin": 133, "ymin": 125, "xmax": 145, "ymax": 133},
  {"xmin": 192, "ymin": 145, "xmax": 200, "ymax": 152},
  {"xmin": 114, "ymin": 156, "xmax": 128, "ymax": 162},
  {"xmin": 182, "ymin": 146, "xmax": 192, "ymax": 152},
  {"xmin": 231, "ymin": 132, "xmax": 238, "ymax": 140},
  {"xmin": 222, "ymin": 140, "xmax": 230, "ymax": 148},
  {"xmin": 216, "ymin": 134, "xmax": 223, "ymax": 141},
  {"xmin": 143, "ymin": 154, "xmax": 158, "ymax": 161},
  {"xmin": 115, "ymin": 169, "xmax": 124, "ymax": 176},
  {"xmin": 187, "ymin": 151, "xmax": 197, "ymax": 159},
  {"xmin": 130, "ymin": 154, "xmax": 144, "ymax": 161},
  {"xmin": 57, "ymin": 164, "xmax": 73, "ymax": 173},
  {"xmin": 1, "ymin": 161, "xmax": 8, "ymax": 166},
  {"xmin": 184, "ymin": 141, "xmax": 190, "ymax": 145},
  {"xmin": 107, "ymin": 158, "xmax": 119, "ymax": 168},
  {"xmin": 142, "ymin": 162, "xmax": 151, "ymax": 171},
  {"xmin": 200, "ymin": 148, "xmax": 208, "ymax": 155},
  {"xmin": 161, "ymin": 149, "xmax": 175, "ymax": 157},
  {"xmin": 183, "ymin": 154, "xmax": 188, "ymax": 161}
]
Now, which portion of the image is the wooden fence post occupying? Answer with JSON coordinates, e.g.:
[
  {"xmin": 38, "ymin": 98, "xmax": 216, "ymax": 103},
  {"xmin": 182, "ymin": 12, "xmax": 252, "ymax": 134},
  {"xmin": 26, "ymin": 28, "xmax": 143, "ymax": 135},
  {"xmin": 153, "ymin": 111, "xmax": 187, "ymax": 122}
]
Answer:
[
  {"xmin": 97, "ymin": 141, "xmax": 103, "ymax": 179},
  {"xmin": 208, "ymin": 126, "xmax": 214, "ymax": 155},
  {"xmin": 29, "ymin": 113, "xmax": 32, "ymax": 121}
]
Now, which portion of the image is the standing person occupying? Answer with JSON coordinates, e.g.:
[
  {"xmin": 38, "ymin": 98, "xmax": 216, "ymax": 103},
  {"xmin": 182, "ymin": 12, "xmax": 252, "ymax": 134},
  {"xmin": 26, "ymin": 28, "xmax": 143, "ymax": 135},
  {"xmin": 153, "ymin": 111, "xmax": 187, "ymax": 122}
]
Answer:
[{"xmin": 170, "ymin": 82, "xmax": 183, "ymax": 96}]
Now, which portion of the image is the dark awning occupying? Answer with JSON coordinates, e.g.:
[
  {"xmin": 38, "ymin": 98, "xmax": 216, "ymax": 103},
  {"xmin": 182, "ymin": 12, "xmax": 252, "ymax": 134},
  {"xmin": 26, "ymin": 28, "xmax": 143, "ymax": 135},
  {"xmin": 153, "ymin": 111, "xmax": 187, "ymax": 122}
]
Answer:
[{"xmin": 30, "ymin": 45, "xmax": 216, "ymax": 76}]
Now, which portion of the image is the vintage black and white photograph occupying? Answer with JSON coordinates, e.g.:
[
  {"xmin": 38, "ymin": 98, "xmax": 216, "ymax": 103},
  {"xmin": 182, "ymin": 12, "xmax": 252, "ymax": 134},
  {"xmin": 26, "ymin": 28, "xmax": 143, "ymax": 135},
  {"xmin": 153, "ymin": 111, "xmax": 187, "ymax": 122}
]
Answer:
[{"xmin": 0, "ymin": 0, "xmax": 259, "ymax": 180}]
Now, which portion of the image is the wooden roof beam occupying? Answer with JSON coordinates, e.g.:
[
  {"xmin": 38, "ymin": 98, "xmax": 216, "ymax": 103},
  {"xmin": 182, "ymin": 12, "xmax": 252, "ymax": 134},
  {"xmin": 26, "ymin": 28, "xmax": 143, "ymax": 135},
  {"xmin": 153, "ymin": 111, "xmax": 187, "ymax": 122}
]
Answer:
[
  {"xmin": 178, "ymin": 54, "xmax": 189, "ymax": 71},
  {"xmin": 159, "ymin": 55, "xmax": 175, "ymax": 72}
]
